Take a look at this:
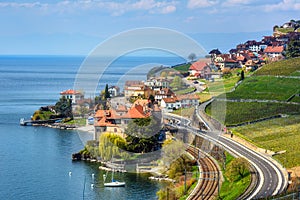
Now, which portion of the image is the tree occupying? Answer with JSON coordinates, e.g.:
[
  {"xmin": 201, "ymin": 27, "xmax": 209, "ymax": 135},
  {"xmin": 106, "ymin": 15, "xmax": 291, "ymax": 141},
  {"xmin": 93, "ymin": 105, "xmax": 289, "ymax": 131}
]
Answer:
[
  {"xmin": 125, "ymin": 117, "xmax": 161, "ymax": 138},
  {"xmin": 104, "ymin": 84, "xmax": 110, "ymax": 100},
  {"xmin": 285, "ymin": 39, "xmax": 300, "ymax": 58},
  {"xmin": 188, "ymin": 53, "xmax": 196, "ymax": 62},
  {"xmin": 76, "ymin": 105, "xmax": 89, "ymax": 118},
  {"xmin": 170, "ymin": 76, "xmax": 183, "ymax": 89},
  {"xmin": 55, "ymin": 96, "xmax": 72, "ymax": 118},
  {"xmin": 98, "ymin": 132, "xmax": 128, "ymax": 161},
  {"xmin": 148, "ymin": 94, "xmax": 155, "ymax": 104},
  {"xmin": 160, "ymin": 71, "xmax": 168, "ymax": 78},
  {"xmin": 162, "ymin": 139, "xmax": 186, "ymax": 167},
  {"xmin": 125, "ymin": 117, "xmax": 161, "ymax": 153},
  {"xmin": 240, "ymin": 70, "xmax": 245, "ymax": 80},
  {"xmin": 225, "ymin": 157, "xmax": 250, "ymax": 182}
]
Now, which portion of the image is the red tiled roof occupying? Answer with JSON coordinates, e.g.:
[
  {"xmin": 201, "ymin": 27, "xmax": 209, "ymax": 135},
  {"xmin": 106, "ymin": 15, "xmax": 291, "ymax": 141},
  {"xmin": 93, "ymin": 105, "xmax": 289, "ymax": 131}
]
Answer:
[
  {"xmin": 236, "ymin": 55, "xmax": 245, "ymax": 61},
  {"xmin": 189, "ymin": 61, "xmax": 208, "ymax": 71},
  {"xmin": 162, "ymin": 97, "xmax": 178, "ymax": 103},
  {"xmin": 94, "ymin": 109, "xmax": 122, "ymax": 119},
  {"xmin": 95, "ymin": 117, "xmax": 117, "ymax": 127},
  {"xmin": 264, "ymin": 46, "xmax": 284, "ymax": 53},
  {"xmin": 132, "ymin": 99, "xmax": 149, "ymax": 108},
  {"xmin": 177, "ymin": 94, "xmax": 199, "ymax": 101},
  {"xmin": 123, "ymin": 104, "xmax": 148, "ymax": 119},
  {"xmin": 60, "ymin": 89, "xmax": 82, "ymax": 95},
  {"xmin": 224, "ymin": 57, "xmax": 237, "ymax": 63}
]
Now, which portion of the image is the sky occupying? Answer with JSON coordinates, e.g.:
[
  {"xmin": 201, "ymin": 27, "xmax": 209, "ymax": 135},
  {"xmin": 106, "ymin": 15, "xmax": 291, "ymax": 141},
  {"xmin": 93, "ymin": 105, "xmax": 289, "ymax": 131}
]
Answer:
[{"xmin": 0, "ymin": 0, "xmax": 299, "ymax": 55}]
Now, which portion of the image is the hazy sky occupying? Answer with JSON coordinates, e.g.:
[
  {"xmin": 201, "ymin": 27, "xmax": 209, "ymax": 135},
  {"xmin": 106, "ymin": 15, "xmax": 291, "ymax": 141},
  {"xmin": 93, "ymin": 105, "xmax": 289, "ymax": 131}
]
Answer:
[{"xmin": 0, "ymin": 0, "xmax": 299, "ymax": 55}]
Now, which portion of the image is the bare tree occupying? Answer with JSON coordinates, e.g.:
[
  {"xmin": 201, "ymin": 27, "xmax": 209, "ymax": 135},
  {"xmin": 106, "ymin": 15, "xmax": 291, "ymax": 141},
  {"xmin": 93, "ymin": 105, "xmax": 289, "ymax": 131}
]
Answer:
[{"xmin": 188, "ymin": 53, "xmax": 196, "ymax": 62}]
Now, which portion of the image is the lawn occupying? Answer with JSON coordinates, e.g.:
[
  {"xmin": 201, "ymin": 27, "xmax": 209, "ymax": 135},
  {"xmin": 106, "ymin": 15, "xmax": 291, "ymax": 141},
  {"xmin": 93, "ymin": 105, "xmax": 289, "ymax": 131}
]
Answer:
[
  {"xmin": 225, "ymin": 76, "xmax": 300, "ymax": 101},
  {"xmin": 219, "ymin": 152, "xmax": 251, "ymax": 200},
  {"xmin": 172, "ymin": 107, "xmax": 195, "ymax": 117},
  {"xmin": 197, "ymin": 92, "xmax": 213, "ymax": 103},
  {"xmin": 205, "ymin": 101, "xmax": 300, "ymax": 126},
  {"xmin": 66, "ymin": 118, "xmax": 86, "ymax": 126},
  {"xmin": 275, "ymin": 27, "xmax": 295, "ymax": 34},
  {"xmin": 173, "ymin": 63, "xmax": 191, "ymax": 73},
  {"xmin": 290, "ymin": 71, "xmax": 300, "ymax": 76},
  {"xmin": 207, "ymin": 76, "xmax": 240, "ymax": 94},
  {"xmin": 254, "ymin": 57, "xmax": 300, "ymax": 76},
  {"xmin": 232, "ymin": 115, "xmax": 300, "ymax": 168},
  {"xmin": 290, "ymin": 95, "xmax": 300, "ymax": 103},
  {"xmin": 174, "ymin": 87, "xmax": 196, "ymax": 95}
]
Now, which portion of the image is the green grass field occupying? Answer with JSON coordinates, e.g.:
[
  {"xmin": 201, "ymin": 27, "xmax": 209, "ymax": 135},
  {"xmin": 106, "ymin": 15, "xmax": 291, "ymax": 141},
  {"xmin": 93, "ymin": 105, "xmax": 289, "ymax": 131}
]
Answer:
[
  {"xmin": 219, "ymin": 152, "xmax": 251, "ymax": 200},
  {"xmin": 290, "ymin": 71, "xmax": 300, "ymax": 76},
  {"xmin": 225, "ymin": 76, "xmax": 300, "ymax": 101},
  {"xmin": 66, "ymin": 118, "xmax": 86, "ymax": 126},
  {"xmin": 207, "ymin": 76, "xmax": 240, "ymax": 94},
  {"xmin": 174, "ymin": 87, "xmax": 196, "ymax": 95},
  {"xmin": 206, "ymin": 101, "xmax": 300, "ymax": 125},
  {"xmin": 197, "ymin": 92, "xmax": 213, "ymax": 103},
  {"xmin": 232, "ymin": 115, "xmax": 300, "ymax": 168},
  {"xmin": 173, "ymin": 63, "xmax": 191, "ymax": 72},
  {"xmin": 290, "ymin": 95, "xmax": 300, "ymax": 103},
  {"xmin": 275, "ymin": 27, "xmax": 295, "ymax": 34},
  {"xmin": 255, "ymin": 57, "xmax": 300, "ymax": 76}
]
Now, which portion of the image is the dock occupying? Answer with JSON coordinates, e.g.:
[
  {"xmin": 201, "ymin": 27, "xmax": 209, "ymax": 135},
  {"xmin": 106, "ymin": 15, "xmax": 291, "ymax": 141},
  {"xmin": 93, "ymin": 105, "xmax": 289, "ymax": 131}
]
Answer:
[{"xmin": 20, "ymin": 118, "xmax": 62, "ymax": 126}]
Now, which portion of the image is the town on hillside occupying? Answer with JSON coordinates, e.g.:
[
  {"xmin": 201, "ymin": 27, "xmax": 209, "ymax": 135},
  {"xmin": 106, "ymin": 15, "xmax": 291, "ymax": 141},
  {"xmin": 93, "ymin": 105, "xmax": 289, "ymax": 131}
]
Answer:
[{"xmin": 22, "ymin": 19, "xmax": 300, "ymax": 199}]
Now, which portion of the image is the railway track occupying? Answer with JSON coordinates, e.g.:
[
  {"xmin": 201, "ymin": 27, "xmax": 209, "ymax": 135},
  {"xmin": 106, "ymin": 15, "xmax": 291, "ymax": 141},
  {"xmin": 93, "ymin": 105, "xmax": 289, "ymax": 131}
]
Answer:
[{"xmin": 186, "ymin": 146, "xmax": 220, "ymax": 200}]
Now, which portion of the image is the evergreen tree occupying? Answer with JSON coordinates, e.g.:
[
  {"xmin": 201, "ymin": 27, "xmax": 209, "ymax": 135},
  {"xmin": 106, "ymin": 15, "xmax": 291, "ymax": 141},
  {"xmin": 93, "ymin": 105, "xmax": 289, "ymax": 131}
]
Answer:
[
  {"xmin": 55, "ymin": 96, "xmax": 73, "ymax": 118},
  {"xmin": 104, "ymin": 84, "xmax": 110, "ymax": 100},
  {"xmin": 240, "ymin": 70, "xmax": 245, "ymax": 80},
  {"xmin": 286, "ymin": 39, "xmax": 300, "ymax": 58}
]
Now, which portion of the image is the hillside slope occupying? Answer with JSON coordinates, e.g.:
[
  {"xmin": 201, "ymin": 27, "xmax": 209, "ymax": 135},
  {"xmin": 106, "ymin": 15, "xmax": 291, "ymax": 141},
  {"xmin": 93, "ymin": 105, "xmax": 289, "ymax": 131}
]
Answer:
[{"xmin": 254, "ymin": 57, "xmax": 300, "ymax": 76}]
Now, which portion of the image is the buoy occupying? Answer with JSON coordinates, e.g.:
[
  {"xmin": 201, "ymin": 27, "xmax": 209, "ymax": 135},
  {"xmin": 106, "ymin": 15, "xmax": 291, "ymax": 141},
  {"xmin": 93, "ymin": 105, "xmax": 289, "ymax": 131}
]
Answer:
[
  {"xmin": 69, "ymin": 171, "xmax": 72, "ymax": 176},
  {"xmin": 91, "ymin": 184, "xmax": 94, "ymax": 188}
]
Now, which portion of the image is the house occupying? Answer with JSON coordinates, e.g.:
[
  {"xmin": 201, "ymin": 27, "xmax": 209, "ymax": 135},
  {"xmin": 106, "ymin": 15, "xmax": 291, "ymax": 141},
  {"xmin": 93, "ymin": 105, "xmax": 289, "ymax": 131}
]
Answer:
[
  {"xmin": 264, "ymin": 46, "xmax": 284, "ymax": 58},
  {"xmin": 144, "ymin": 77, "xmax": 170, "ymax": 89},
  {"xmin": 124, "ymin": 80, "xmax": 145, "ymax": 99},
  {"xmin": 236, "ymin": 44, "xmax": 247, "ymax": 51},
  {"xmin": 247, "ymin": 41, "xmax": 261, "ymax": 52},
  {"xmin": 155, "ymin": 88, "xmax": 175, "ymax": 102},
  {"xmin": 94, "ymin": 109, "xmax": 123, "ymax": 140},
  {"xmin": 94, "ymin": 104, "xmax": 150, "ymax": 140},
  {"xmin": 108, "ymin": 86, "xmax": 120, "ymax": 97},
  {"xmin": 60, "ymin": 89, "xmax": 84, "ymax": 104},
  {"xmin": 177, "ymin": 94, "xmax": 199, "ymax": 108},
  {"xmin": 188, "ymin": 59, "xmax": 212, "ymax": 79},
  {"xmin": 123, "ymin": 80, "xmax": 155, "ymax": 100},
  {"xmin": 160, "ymin": 97, "xmax": 181, "ymax": 112},
  {"xmin": 282, "ymin": 21, "xmax": 296, "ymax": 29},
  {"xmin": 115, "ymin": 104, "xmax": 127, "ymax": 116},
  {"xmin": 214, "ymin": 54, "xmax": 240, "ymax": 70}
]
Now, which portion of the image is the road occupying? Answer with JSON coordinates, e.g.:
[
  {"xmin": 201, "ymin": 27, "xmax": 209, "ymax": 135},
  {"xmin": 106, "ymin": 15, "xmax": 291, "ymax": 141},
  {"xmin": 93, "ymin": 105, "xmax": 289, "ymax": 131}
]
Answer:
[{"xmin": 163, "ymin": 101, "xmax": 288, "ymax": 199}]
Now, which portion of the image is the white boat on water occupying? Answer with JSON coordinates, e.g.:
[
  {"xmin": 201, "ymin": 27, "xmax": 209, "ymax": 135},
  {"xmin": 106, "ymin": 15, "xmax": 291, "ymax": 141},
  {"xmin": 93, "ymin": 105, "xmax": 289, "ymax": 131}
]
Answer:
[
  {"xmin": 104, "ymin": 169, "xmax": 125, "ymax": 187},
  {"xmin": 104, "ymin": 180, "xmax": 125, "ymax": 187}
]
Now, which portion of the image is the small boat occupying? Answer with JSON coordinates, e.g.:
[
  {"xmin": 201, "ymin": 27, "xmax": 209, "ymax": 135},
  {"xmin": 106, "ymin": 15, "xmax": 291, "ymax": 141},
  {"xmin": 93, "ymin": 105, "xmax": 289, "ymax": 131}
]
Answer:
[
  {"xmin": 104, "ymin": 180, "xmax": 125, "ymax": 187},
  {"xmin": 104, "ymin": 169, "xmax": 125, "ymax": 187}
]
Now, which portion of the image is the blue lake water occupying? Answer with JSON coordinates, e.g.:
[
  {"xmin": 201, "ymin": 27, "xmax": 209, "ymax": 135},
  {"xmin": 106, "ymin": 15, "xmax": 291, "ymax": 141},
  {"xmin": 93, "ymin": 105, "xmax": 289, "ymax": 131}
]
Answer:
[{"xmin": 0, "ymin": 55, "xmax": 184, "ymax": 199}]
